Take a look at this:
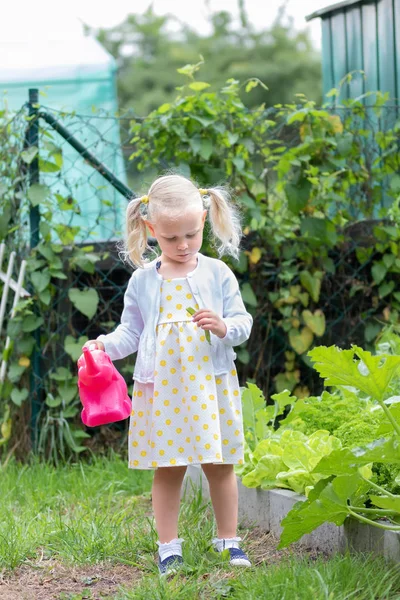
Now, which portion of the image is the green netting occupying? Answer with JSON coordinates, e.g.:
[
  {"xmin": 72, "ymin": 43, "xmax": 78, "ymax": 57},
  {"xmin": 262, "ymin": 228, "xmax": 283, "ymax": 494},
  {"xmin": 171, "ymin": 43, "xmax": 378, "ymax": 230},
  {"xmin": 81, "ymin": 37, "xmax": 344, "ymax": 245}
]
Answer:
[{"xmin": 1, "ymin": 66, "xmax": 128, "ymax": 243}]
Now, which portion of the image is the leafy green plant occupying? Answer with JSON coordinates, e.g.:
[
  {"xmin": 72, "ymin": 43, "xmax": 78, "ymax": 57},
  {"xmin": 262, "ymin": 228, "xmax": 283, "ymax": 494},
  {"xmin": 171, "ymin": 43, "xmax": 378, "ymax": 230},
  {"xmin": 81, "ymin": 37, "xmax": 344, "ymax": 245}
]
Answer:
[
  {"xmin": 128, "ymin": 63, "xmax": 400, "ymax": 400},
  {"xmin": 2, "ymin": 62, "xmax": 400, "ymax": 462},
  {"xmin": 240, "ymin": 428, "xmax": 343, "ymax": 495},
  {"xmin": 0, "ymin": 104, "xmax": 105, "ymax": 460},
  {"xmin": 278, "ymin": 344, "xmax": 400, "ymax": 548}
]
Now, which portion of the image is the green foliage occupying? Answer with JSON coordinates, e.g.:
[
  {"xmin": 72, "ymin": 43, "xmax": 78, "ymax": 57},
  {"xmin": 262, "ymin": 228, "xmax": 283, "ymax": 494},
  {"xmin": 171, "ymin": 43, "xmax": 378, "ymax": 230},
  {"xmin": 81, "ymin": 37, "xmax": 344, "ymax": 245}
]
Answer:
[
  {"xmin": 127, "ymin": 61, "xmax": 400, "ymax": 399},
  {"xmin": 93, "ymin": 5, "xmax": 322, "ymax": 116},
  {"xmin": 0, "ymin": 105, "xmax": 108, "ymax": 461},
  {"xmin": 240, "ymin": 429, "xmax": 342, "ymax": 495},
  {"xmin": 333, "ymin": 411, "xmax": 382, "ymax": 448},
  {"xmin": 239, "ymin": 336, "xmax": 400, "ymax": 547},
  {"xmin": 240, "ymin": 384, "xmax": 303, "ymax": 450},
  {"xmin": 2, "ymin": 51, "xmax": 400, "ymax": 465},
  {"xmin": 309, "ymin": 345, "xmax": 400, "ymax": 404},
  {"xmin": 278, "ymin": 472, "xmax": 371, "ymax": 548},
  {"xmin": 280, "ymin": 390, "xmax": 369, "ymax": 435}
]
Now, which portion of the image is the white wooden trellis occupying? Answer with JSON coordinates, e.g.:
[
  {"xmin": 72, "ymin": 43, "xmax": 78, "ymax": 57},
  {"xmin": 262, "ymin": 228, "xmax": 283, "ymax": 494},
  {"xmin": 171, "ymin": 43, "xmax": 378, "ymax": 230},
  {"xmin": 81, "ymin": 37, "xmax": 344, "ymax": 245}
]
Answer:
[{"xmin": 0, "ymin": 242, "xmax": 30, "ymax": 383}]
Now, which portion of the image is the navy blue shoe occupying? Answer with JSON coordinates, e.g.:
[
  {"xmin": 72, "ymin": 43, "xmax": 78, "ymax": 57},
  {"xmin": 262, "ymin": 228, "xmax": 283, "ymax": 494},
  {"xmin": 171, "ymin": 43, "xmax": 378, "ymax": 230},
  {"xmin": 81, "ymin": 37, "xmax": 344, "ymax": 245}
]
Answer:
[
  {"xmin": 227, "ymin": 546, "xmax": 251, "ymax": 567},
  {"xmin": 158, "ymin": 554, "xmax": 183, "ymax": 576}
]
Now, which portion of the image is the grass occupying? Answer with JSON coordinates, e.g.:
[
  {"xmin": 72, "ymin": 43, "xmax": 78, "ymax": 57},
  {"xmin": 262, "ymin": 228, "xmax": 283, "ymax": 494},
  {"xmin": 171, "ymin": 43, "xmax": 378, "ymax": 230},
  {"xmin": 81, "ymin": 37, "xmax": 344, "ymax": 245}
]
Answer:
[
  {"xmin": 1, "ymin": 455, "xmax": 400, "ymax": 600},
  {"xmin": 1, "ymin": 453, "xmax": 153, "ymax": 569}
]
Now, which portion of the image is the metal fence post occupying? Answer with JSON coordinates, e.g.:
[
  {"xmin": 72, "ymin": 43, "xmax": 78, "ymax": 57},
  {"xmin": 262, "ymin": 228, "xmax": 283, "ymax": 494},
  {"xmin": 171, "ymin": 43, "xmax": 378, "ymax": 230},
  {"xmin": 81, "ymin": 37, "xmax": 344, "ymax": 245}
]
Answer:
[{"xmin": 27, "ymin": 88, "xmax": 42, "ymax": 450}]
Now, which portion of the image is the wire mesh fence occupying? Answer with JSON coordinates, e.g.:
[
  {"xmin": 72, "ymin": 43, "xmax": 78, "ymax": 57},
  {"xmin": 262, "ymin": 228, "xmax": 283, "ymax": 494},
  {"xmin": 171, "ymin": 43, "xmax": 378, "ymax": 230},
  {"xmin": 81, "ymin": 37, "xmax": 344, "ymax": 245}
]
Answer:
[{"xmin": 1, "ymin": 88, "xmax": 399, "ymax": 455}]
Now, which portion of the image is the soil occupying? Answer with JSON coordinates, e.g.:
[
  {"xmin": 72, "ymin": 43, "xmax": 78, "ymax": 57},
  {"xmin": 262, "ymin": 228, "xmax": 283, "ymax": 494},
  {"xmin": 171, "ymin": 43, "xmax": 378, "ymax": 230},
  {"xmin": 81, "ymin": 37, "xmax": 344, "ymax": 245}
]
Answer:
[
  {"xmin": 0, "ymin": 529, "xmax": 321, "ymax": 600},
  {"xmin": 0, "ymin": 561, "xmax": 142, "ymax": 600}
]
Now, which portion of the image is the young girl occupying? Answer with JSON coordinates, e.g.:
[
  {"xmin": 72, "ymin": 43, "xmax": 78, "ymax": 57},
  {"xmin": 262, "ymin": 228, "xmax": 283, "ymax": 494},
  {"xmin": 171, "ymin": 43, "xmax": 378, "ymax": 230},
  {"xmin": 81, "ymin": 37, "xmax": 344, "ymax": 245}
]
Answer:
[{"xmin": 84, "ymin": 174, "xmax": 253, "ymax": 574}]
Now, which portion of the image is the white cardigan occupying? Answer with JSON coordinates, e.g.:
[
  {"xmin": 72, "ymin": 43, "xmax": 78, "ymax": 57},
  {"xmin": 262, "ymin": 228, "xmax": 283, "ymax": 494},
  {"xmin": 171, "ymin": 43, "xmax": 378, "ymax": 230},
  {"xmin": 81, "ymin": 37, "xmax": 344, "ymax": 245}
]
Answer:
[{"xmin": 97, "ymin": 252, "xmax": 253, "ymax": 383}]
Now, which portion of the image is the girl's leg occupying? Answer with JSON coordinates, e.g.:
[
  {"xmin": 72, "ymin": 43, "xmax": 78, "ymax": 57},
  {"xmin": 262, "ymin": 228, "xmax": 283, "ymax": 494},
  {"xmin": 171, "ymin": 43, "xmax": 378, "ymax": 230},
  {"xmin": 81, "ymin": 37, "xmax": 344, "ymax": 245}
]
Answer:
[
  {"xmin": 152, "ymin": 465, "xmax": 187, "ymax": 542},
  {"xmin": 201, "ymin": 463, "xmax": 238, "ymax": 538}
]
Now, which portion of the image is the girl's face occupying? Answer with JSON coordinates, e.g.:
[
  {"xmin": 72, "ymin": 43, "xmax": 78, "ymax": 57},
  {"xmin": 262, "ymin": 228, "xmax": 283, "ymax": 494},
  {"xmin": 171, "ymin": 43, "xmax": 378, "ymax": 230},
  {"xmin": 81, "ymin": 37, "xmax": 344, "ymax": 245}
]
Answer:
[{"xmin": 146, "ymin": 209, "xmax": 207, "ymax": 264}]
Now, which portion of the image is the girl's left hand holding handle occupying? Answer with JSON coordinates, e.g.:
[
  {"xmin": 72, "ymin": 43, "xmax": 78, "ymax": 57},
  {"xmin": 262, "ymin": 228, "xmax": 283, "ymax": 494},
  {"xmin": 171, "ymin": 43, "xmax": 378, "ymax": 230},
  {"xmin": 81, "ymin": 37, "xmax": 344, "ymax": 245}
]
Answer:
[{"xmin": 82, "ymin": 340, "xmax": 105, "ymax": 352}]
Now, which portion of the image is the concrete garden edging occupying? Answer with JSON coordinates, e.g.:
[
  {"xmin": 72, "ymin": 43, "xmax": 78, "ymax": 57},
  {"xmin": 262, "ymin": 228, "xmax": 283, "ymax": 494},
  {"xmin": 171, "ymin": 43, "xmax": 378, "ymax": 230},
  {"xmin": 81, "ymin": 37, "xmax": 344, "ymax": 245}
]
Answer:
[{"xmin": 183, "ymin": 466, "xmax": 400, "ymax": 562}]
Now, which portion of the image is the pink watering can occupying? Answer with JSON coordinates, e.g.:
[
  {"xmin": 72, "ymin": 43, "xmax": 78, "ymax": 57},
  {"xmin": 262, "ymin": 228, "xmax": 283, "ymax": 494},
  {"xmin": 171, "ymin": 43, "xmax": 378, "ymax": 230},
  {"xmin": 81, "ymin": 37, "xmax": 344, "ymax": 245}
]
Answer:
[{"xmin": 77, "ymin": 346, "xmax": 131, "ymax": 427}]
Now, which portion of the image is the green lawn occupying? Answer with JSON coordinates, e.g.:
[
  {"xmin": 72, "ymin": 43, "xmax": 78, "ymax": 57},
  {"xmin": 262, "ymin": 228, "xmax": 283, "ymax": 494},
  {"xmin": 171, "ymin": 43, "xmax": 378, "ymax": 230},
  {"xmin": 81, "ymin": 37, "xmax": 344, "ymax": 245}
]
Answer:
[{"xmin": 1, "ymin": 455, "xmax": 399, "ymax": 599}]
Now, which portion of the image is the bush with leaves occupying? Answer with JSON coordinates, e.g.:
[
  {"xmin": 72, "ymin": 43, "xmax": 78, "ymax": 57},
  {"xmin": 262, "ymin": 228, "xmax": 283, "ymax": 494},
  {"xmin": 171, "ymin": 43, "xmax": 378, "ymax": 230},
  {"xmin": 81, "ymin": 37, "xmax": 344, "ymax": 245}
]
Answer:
[
  {"xmin": 129, "ymin": 64, "xmax": 400, "ymax": 398},
  {"xmin": 0, "ymin": 104, "xmax": 110, "ymax": 461},
  {"xmin": 1, "ymin": 62, "xmax": 400, "ymax": 463}
]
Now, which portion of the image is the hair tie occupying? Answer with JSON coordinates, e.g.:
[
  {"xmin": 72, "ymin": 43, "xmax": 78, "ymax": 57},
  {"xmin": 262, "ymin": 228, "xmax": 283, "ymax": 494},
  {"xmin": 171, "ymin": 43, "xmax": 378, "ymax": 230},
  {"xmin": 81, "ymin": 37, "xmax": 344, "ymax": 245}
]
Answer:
[
  {"xmin": 199, "ymin": 188, "xmax": 209, "ymax": 196},
  {"xmin": 141, "ymin": 195, "xmax": 149, "ymax": 205}
]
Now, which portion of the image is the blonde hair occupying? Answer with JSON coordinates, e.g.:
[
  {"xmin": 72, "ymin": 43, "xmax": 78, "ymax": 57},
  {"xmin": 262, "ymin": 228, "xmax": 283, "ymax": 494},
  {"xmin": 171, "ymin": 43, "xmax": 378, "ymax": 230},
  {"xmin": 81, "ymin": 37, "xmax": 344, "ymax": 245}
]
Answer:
[{"xmin": 120, "ymin": 174, "xmax": 242, "ymax": 268}]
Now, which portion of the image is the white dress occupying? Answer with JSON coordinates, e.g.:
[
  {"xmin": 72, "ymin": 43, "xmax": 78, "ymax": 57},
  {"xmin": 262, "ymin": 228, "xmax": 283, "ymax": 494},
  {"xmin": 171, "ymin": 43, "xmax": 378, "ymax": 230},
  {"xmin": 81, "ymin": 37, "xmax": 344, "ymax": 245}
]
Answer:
[{"xmin": 128, "ymin": 277, "xmax": 244, "ymax": 469}]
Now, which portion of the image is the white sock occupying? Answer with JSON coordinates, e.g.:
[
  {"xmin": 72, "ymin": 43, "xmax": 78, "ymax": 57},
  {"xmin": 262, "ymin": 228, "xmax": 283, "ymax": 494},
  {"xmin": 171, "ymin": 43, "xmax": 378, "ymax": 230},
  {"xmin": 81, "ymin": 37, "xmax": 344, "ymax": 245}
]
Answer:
[
  {"xmin": 157, "ymin": 538, "xmax": 184, "ymax": 561},
  {"xmin": 212, "ymin": 536, "xmax": 241, "ymax": 552}
]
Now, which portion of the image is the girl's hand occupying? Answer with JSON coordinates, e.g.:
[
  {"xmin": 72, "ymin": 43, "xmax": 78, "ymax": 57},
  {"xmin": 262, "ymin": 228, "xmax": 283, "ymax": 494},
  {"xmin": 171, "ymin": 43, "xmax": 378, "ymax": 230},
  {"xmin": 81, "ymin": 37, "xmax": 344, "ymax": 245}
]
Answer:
[
  {"xmin": 191, "ymin": 309, "xmax": 227, "ymax": 339},
  {"xmin": 83, "ymin": 340, "xmax": 105, "ymax": 351}
]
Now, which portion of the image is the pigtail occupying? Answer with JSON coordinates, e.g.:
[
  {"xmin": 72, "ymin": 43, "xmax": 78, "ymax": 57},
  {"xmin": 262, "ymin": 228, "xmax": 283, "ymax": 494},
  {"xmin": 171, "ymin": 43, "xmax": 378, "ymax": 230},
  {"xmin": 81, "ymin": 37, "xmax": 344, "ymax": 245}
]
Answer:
[
  {"xmin": 118, "ymin": 196, "xmax": 150, "ymax": 269},
  {"xmin": 206, "ymin": 187, "xmax": 242, "ymax": 260}
]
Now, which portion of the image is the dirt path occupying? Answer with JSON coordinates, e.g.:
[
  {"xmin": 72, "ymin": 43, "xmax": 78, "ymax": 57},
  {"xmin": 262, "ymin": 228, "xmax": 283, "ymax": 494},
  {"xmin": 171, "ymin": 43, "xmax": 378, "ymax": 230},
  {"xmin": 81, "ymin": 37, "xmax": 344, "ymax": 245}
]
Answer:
[
  {"xmin": 0, "ymin": 561, "xmax": 142, "ymax": 600},
  {"xmin": 0, "ymin": 530, "xmax": 319, "ymax": 599}
]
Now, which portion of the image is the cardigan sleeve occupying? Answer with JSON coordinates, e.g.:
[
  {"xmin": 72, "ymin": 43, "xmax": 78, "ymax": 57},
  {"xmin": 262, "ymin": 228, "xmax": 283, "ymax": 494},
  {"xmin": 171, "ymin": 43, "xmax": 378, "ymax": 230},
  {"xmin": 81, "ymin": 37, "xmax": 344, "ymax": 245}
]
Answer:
[
  {"xmin": 97, "ymin": 272, "xmax": 144, "ymax": 360},
  {"xmin": 220, "ymin": 263, "xmax": 253, "ymax": 347}
]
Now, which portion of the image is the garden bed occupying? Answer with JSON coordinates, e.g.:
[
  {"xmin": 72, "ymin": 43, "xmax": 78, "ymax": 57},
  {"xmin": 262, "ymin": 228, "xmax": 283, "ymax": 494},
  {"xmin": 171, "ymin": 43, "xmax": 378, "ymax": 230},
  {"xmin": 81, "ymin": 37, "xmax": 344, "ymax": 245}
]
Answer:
[{"xmin": 185, "ymin": 467, "xmax": 400, "ymax": 563}]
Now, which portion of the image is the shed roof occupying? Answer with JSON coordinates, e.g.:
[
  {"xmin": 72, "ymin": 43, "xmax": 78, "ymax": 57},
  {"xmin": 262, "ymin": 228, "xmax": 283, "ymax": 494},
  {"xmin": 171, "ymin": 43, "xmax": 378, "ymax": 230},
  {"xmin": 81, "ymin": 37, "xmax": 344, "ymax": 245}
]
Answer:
[{"xmin": 306, "ymin": 0, "xmax": 375, "ymax": 21}]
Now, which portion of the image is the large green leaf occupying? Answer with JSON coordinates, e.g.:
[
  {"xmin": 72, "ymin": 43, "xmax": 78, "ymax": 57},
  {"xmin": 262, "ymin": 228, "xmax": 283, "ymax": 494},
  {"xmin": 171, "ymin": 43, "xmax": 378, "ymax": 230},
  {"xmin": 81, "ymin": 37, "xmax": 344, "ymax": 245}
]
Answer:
[
  {"xmin": 370, "ymin": 494, "xmax": 400, "ymax": 512},
  {"xmin": 242, "ymin": 454, "xmax": 286, "ymax": 489},
  {"xmin": 21, "ymin": 146, "xmax": 38, "ymax": 164},
  {"xmin": 49, "ymin": 366, "xmax": 75, "ymax": 382},
  {"xmin": 199, "ymin": 139, "xmax": 213, "ymax": 160},
  {"xmin": 31, "ymin": 271, "xmax": 51, "ymax": 293},
  {"xmin": 64, "ymin": 335, "xmax": 88, "ymax": 362},
  {"xmin": 0, "ymin": 204, "xmax": 11, "ymax": 239},
  {"xmin": 27, "ymin": 184, "xmax": 51, "ymax": 207},
  {"xmin": 300, "ymin": 217, "xmax": 337, "ymax": 247},
  {"xmin": 59, "ymin": 383, "xmax": 78, "ymax": 405},
  {"xmin": 308, "ymin": 345, "xmax": 400, "ymax": 401},
  {"xmin": 371, "ymin": 262, "xmax": 387, "ymax": 285},
  {"xmin": 21, "ymin": 315, "xmax": 44, "ymax": 333},
  {"xmin": 242, "ymin": 383, "xmax": 265, "ymax": 415},
  {"xmin": 240, "ymin": 283, "xmax": 258, "ymax": 307},
  {"xmin": 188, "ymin": 81, "xmax": 210, "ymax": 91},
  {"xmin": 299, "ymin": 270, "xmax": 323, "ymax": 303},
  {"xmin": 313, "ymin": 437, "xmax": 400, "ymax": 476},
  {"xmin": 377, "ymin": 403, "xmax": 400, "ymax": 435},
  {"xmin": 276, "ymin": 431, "xmax": 341, "ymax": 494},
  {"xmin": 252, "ymin": 436, "xmax": 286, "ymax": 462},
  {"xmin": 278, "ymin": 474, "xmax": 360, "ymax": 548},
  {"xmin": 68, "ymin": 288, "xmax": 99, "ymax": 319},
  {"xmin": 285, "ymin": 178, "xmax": 312, "ymax": 214},
  {"xmin": 302, "ymin": 310, "xmax": 326, "ymax": 337},
  {"xmin": 8, "ymin": 363, "xmax": 26, "ymax": 383},
  {"xmin": 241, "ymin": 383, "xmax": 267, "ymax": 447},
  {"xmin": 39, "ymin": 158, "xmax": 61, "ymax": 173},
  {"xmin": 289, "ymin": 327, "xmax": 313, "ymax": 355},
  {"xmin": 283, "ymin": 430, "xmax": 341, "ymax": 473},
  {"xmin": 45, "ymin": 394, "xmax": 62, "ymax": 408},
  {"xmin": 270, "ymin": 389, "xmax": 296, "ymax": 414},
  {"xmin": 11, "ymin": 387, "xmax": 29, "ymax": 407}
]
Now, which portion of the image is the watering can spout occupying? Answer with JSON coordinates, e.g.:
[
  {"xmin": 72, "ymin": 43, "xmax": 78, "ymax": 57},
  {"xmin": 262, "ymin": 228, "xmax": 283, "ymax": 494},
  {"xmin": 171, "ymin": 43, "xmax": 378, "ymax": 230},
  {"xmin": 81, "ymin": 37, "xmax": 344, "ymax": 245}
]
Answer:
[{"xmin": 83, "ymin": 346, "xmax": 100, "ymax": 377}]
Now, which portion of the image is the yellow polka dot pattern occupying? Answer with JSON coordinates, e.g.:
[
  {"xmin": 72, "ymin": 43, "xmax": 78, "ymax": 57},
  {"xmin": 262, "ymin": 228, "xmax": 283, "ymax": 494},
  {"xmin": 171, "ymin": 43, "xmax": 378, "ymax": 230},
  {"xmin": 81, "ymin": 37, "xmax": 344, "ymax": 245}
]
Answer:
[{"xmin": 128, "ymin": 277, "xmax": 243, "ymax": 470}]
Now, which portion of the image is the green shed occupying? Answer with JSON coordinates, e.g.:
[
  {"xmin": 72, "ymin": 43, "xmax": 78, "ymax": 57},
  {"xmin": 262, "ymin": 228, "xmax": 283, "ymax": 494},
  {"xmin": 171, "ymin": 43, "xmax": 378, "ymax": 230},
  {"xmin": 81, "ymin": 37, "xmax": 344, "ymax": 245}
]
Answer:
[{"xmin": 306, "ymin": 0, "xmax": 400, "ymax": 102}]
